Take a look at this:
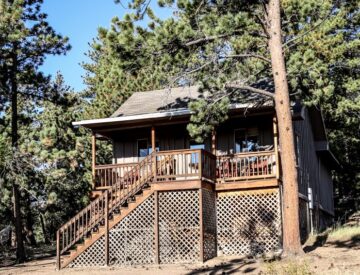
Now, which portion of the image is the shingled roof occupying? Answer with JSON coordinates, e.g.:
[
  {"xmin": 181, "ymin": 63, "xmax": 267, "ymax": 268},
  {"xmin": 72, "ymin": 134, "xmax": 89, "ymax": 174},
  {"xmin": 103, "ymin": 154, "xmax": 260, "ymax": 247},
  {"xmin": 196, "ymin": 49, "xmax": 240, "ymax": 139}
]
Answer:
[
  {"xmin": 111, "ymin": 85, "xmax": 272, "ymax": 118},
  {"xmin": 111, "ymin": 86, "xmax": 201, "ymax": 117}
]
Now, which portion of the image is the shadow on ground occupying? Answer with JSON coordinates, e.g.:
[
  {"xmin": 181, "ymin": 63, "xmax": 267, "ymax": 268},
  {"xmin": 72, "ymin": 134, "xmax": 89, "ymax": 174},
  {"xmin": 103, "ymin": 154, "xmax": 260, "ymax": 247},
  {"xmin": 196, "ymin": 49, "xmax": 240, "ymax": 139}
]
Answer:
[
  {"xmin": 185, "ymin": 258, "xmax": 257, "ymax": 275},
  {"xmin": 303, "ymin": 232, "xmax": 360, "ymax": 253}
]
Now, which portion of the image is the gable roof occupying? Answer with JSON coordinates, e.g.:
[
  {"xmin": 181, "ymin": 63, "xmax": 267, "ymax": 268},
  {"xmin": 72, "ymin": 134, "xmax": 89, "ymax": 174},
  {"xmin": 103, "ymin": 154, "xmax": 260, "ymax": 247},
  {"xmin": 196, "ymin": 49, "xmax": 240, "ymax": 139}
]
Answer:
[
  {"xmin": 111, "ymin": 86, "xmax": 201, "ymax": 117},
  {"xmin": 110, "ymin": 85, "xmax": 273, "ymax": 118},
  {"xmin": 73, "ymin": 85, "xmax": 273, "ymax": 129}
]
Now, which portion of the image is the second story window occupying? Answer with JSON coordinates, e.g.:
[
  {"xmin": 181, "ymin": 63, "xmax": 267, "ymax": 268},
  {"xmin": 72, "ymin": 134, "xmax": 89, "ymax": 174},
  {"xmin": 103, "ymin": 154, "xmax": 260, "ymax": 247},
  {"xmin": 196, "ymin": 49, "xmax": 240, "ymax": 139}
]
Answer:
[{"xmin": 234, "ymin": 128, "xmax": 259, "ymax": 153}]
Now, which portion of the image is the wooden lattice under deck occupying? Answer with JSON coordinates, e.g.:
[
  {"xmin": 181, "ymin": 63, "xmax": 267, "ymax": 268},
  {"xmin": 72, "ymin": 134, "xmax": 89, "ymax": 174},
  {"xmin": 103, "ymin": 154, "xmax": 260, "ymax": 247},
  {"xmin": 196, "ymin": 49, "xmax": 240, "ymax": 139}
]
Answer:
[
  {"xmin": 158, "ymin": 190, "xmax": 200, "ymax": 264},
  {"xmin": 202, "ymin": 188, "xmax": 217, "ymax": 261},
  {"xmin": 216, "ymin": 188, "xmax": 282, "ymax": 256},
  {"xmin": 69, "ymin": 194, "xmax": 155, "ymax": 267}
]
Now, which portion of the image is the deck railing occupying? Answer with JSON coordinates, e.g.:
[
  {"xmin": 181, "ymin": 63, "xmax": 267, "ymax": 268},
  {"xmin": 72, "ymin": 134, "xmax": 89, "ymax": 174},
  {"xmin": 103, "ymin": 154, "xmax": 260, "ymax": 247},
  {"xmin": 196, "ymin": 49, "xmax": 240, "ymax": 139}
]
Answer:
[
  {"xmin": 154, "ymin": 149, "xmax": 216, "ymax": 182},
  {"xmin": 95, "ymin": 163, "xmax": 137, "ymax": 188},
  {"xmin": 93, "ymin": 149, "xmax": 277, "ymax": 188},
  {"xmin": 216, "ymin": 150, "xmax": 277, "ymax": 182}
]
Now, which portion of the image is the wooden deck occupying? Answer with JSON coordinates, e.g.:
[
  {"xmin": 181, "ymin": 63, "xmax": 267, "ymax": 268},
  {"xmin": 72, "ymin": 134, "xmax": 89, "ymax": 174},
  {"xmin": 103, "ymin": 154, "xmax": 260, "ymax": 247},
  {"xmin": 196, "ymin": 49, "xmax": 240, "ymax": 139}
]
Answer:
[{"xmin": 94, "ymin": 149, "xmax": 278, "ymax": 191}]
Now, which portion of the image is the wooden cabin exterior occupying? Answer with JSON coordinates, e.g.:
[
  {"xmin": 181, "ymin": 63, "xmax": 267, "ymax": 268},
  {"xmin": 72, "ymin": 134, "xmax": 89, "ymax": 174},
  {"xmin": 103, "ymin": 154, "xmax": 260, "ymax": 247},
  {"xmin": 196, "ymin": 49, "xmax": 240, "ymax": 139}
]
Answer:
[{"xmin": 56, "ymin": 86, "xmax": 337, "ymax": 269}]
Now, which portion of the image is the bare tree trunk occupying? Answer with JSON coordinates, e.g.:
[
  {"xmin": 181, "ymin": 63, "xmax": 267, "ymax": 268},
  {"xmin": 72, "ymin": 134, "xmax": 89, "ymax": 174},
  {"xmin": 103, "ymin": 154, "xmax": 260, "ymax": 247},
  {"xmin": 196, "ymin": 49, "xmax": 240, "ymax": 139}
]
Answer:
[
  {"xmin": 267, "ymin": 0, "xmax": 302, "ymax": 255},
  {"xmin": 39, "ymin": 213, "xmax": 50, "ymax": 244},
  {"xmin": 11, "ymin": 44, "xmax": 26, "ymax": 262},
  {"xmin": 24, "ymin": 195, "xmax": 37, "ymax": 246}
]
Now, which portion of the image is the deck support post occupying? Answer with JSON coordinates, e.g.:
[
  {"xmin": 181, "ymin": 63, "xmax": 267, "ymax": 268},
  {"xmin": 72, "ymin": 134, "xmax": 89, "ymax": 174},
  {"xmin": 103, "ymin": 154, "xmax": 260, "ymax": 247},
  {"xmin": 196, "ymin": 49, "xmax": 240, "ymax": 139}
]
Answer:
[
  {"xmin": 199, "ymin": 188, "xmax": 204, "ymax": 262},
  {"xmin": 151, "ymin": 126, "xmax": 157, "ymax": 181},
  {"xmin": 56, "ymin": 230, "xmax": 61, "ymax": 270},
  {"xmin": 104, "ymin": 191, "xmax": 109, "ymax": 266},
  {"xmin": 154, "ymin": 190, "xmax": 159, "ymax": 264},
  {"xmin": 92, "ymin": 132, "xmax": 96, "ymax": 189},
  {"xmin": 273, "ymin": 117, "xmax": 280, "ymax": 179},
  {"xmin": 151, "ymin": 126, "xmax": 156, "ymax": 152}
]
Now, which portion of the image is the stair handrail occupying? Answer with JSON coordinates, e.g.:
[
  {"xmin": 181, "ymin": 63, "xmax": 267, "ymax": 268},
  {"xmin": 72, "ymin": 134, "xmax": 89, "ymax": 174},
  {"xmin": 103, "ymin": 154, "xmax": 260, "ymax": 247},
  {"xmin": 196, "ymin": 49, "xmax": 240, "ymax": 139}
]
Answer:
[{"xmin": 56, "ymin": 151, "xmax": 156, "ymax": 258}]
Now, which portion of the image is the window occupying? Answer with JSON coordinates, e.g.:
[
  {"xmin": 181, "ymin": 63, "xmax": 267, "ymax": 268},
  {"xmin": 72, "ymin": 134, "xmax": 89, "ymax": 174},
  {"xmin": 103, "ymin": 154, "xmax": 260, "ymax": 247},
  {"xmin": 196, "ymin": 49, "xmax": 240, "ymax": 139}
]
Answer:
[
  {"xmin": 189, "ymin": 141, "xmax": 205, "ymax": 163},
  {"xmin": 137, "ymin": 139, "xmax": 148, "ymax": 157},
  {"xmin": 138, "ymin": 139, "xmax": 159, "ymax": 157},
  {"xmin": 234, "ymin": 128, "xmax": 259, "ymax": 153},
  {"xmin": 190, "ymin": 143, "xmax": 205, "ymax": 150}
]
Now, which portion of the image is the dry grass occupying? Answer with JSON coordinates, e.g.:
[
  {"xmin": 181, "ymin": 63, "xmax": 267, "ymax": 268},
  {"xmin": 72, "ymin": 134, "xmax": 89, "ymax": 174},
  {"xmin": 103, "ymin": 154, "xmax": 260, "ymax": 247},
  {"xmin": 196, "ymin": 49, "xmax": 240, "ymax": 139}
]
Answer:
[
  {"xmin": 264, "ymin": 260, "xmax": 312, "ymax": 275},
  {"xmin": 328, "ymin": 225, "xmax": 360, "ymax": 241}
]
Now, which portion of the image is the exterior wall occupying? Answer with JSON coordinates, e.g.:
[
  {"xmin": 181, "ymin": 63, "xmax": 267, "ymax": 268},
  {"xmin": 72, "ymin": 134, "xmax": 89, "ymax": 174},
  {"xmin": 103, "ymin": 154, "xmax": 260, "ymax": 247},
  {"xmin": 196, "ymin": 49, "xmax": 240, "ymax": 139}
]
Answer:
[
  {"xmin": 318, "ymin": 160, "xmax": 334, "ymax": 215},
  {"xmin": 293, "ymin": 108, "xmax": 334, "ymax": 234},
  {"xmin": 112, "ymin": 115, "xmax": 274, "ymax": 164}
]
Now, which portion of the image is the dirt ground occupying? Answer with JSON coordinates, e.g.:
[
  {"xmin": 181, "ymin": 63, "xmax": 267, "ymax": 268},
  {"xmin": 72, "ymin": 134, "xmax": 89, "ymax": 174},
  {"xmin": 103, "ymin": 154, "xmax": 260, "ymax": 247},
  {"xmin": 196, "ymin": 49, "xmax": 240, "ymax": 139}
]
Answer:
[{"xmin": 1, "ymin": 233, "xmax": 359, "ymax": 275}]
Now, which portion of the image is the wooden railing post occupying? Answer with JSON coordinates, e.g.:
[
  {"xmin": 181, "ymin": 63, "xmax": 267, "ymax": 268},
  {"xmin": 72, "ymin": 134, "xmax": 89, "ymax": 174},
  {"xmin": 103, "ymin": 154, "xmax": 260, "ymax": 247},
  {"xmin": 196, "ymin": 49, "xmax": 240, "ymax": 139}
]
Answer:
[
  {"xmin": 198, "ymin": 150, "xmax": 203, "ymax": 180},
  {"xmin": 273, "ymin": 116, "xmax": 280, "ymax": 179},
  {"xmin": 92, "ymin": 132, "xmax": 96, "ymax": 189},
  {"xmin": 153, "ymin": 151, "xmax": 157, "ymax": 182},
  {"xmin": 104, "ymin": 191, "xmax": 109, "ymax": 266},
  {"xmin": 56, "ymin": 230, "xmax": 61, "ymax": 270}
]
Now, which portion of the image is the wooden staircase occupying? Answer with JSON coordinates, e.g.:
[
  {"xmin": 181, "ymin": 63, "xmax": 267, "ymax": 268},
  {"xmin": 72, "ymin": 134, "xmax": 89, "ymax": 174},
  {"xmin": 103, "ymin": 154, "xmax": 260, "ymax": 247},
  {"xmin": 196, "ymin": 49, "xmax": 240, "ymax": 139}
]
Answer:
[{"xmin": 56, "ymin": 152, "xmax": 157, "ymax": 269}]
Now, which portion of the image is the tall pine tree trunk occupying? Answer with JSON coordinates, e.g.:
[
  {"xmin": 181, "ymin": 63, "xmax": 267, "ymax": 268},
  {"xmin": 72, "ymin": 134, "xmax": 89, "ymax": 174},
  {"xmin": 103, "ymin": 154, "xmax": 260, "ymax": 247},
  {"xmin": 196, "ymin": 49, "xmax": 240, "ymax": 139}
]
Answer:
[
  {"xmin": 267, "ymin": 0, "xmax": 302, "ymax": 255},
  {"xmin": 24, "ymin": 195, "xmax": 37, "ymax": 246},
  {"xmin": 39, "ymin": 213, "xmax": 50, "ymax": 244},
  {"xmin": 11, "ymin": 44, "xmax": 26, "ymax": 262}
]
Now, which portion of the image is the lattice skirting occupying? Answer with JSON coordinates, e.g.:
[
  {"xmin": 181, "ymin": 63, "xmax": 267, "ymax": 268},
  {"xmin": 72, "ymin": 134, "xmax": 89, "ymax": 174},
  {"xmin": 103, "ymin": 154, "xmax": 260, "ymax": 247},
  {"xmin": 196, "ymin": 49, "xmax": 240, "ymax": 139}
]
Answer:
[
  {"xmin": 216, "ymin": 188, "xmax": 282, "ymax": 256},
  {"xmin": 159, "ymin": 190, "xmax": 200, "ymax": 264},
  {"xmin": 69, "ymin": 194, "xmax": 155, "ymax": 267},
  {"xmin": 202, "ymin": 189, "xmax": 217, "ymax": 261}
]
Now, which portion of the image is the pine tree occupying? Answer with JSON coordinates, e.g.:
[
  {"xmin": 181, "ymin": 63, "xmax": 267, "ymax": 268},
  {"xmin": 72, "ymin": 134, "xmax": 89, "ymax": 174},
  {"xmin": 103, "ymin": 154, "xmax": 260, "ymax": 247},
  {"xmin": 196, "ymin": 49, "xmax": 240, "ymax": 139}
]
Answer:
[
  {"xmin": 24, "ymin": 74, "xmax": 91, "ymax": 241},
  {"xmin": 0, "ymin": 0, "xmax": 70, "ymax": 261}
]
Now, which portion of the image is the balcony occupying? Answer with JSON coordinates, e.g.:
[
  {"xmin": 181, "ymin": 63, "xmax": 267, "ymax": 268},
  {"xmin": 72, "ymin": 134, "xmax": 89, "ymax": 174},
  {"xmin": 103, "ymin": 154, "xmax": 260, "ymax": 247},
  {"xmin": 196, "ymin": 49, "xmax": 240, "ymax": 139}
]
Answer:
[{"xmin": 93, "ymin": 149, "xmax": 278, "ymax": 191}]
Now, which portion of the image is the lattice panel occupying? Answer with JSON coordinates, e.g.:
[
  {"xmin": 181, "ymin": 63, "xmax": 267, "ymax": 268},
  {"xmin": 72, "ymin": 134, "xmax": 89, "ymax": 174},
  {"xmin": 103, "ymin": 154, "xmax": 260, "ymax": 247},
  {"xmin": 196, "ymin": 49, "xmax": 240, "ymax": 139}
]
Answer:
[
  {"xmin": 159, "ymin": 190, "xmax": 200, "ymax": 263},
  {"xmin": 217, "ymin": 189, "xmax": 281, "ymax": 256},
  {"xmin": 110, "ymin": 194, "xmax": 155, "ymax": 266},
  {"xmin": 202, "ymin": 189, "xmax": 217, "ymax": 261},
  {"xmin": 299, "ymin": 198, "xmax": 309, "ymax": 243},
  {"xmin": 69, "ymin": 195, "xmax": 155, "ymax": 268},
  {"xmin": 69, "ymin": 236, "xmax": 105, "ymax": 267}
]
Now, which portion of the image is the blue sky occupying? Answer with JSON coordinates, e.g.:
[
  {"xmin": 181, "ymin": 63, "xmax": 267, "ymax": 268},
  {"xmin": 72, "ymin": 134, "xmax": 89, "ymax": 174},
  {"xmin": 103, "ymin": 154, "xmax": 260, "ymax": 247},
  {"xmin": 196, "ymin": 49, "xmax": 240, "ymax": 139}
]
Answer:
[{"xmin": 41, "ymin": 0, "xmax": 168, "ymax": 92}]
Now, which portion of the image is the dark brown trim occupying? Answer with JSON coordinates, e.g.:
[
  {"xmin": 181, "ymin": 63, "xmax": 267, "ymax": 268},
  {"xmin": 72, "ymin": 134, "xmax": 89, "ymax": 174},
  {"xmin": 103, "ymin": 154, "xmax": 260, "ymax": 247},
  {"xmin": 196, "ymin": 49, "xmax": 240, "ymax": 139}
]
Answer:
[{"xmin": 215, "ymin": 178, "xmax": 279, "ymax": 191}]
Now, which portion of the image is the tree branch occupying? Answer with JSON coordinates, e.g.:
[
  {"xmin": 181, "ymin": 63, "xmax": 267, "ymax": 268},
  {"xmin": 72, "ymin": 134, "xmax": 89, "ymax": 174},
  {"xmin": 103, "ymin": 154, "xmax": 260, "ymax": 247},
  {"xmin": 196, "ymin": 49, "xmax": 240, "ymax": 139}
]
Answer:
[
  {"xmin": 283, "ymin": 9, "xmax": 333, "ymax": 48},
  {"xmin": 184, "ymin": 30, "xmax": 267, "ymax": 47},
  {"xmin": 226, "ymin": 82, "xmax": 275, "ymax": 98},
  {"xmin": 222, "ymin": 53, "xmax": 271, "ymax": 63}
]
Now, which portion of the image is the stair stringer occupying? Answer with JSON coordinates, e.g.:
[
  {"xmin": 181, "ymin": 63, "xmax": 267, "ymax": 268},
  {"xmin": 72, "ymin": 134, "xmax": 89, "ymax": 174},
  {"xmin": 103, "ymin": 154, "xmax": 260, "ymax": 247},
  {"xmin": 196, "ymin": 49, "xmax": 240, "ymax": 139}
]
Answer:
[{"xmin": 64, "ymin": 189, "xmax": 155, "ymax": 268}]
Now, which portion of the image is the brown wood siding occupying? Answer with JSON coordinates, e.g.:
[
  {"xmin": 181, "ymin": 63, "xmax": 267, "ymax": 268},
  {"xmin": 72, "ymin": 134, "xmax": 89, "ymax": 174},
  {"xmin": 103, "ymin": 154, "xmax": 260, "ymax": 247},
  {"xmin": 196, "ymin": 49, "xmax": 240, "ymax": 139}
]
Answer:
[
  {"xmin": 319, "ymin": 159, "xmax": 334, "ymax": 214},
  {"xmin": 293, "ymin": 108, "xmax": 334, "ymax": 215},
  {"xmin": 112, "ymin": 115, "xmax": 274, "ymax": 164}
]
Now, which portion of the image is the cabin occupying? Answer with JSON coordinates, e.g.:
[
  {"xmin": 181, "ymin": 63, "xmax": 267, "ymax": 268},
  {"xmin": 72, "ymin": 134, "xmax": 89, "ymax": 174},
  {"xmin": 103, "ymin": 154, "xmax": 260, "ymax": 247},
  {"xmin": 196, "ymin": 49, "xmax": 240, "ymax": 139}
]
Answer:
[{"xmin": 56, "ymin": 86, "xmax": 337, "ymax": 269}]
